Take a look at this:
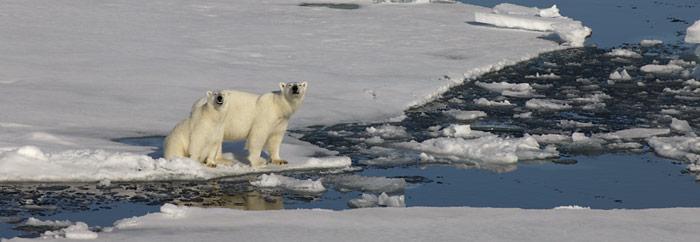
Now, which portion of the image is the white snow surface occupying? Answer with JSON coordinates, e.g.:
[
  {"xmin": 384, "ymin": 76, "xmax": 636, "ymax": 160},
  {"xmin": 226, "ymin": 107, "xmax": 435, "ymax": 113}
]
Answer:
[
  {"xmin": 474, "ymin": 4, "xmax": 591, "ymax": 47},
  {"xmin": 0, "ymin": 144, "xmax": 351, "ymax": 182},
  {"xmin": 250, "ymin": 173, "xmax": 326, "ymax": 193},
  {"xmin": 685, "ymin": 20, "xmax": 700, "ymax": 44},
  {"xmin": 8, "ymin": 204, "xmax": 700, "ymax": 242}
]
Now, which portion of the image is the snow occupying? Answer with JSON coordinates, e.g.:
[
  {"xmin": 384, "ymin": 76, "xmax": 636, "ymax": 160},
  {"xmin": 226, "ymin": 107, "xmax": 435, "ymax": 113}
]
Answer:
[
  {"xmin": 474, "ymin": 4, "xmax": 591, "ymax": 47},
  {"xmin": 0, "ymin": 143, "xmax": 351, "ymax": 182},
  {"xmin": 525, "ymin": 99, "xmax": 572, "ymax": 111},
  {"xmin": 348, "ymin": 193, "xmax": 406, "ymax": 208},
  {"xmin": 606, "ymin": 49, "xmax": 642, "ymax": 58},
  {"xmin": 647, "ymin": 136, "xmax": 700, "ymax": 163},
  {"xmin": 9, "ymin": 204, "xmax": 700, "ymax": 242},
  {"xmin": 395, "ymin": 134, "xmax": 558, "ymax": 164},
  {"xmin": 439, "ymin": 124, "xmax": 490, "ymax": 138},
  {"xmin": 443, "ymin": 110, "xmax": 487, "ymax": 121},
  {"xmin": 685, "ymin": 20, "xmax": 700, "ymax": 44},
  {"xmin": 250, "ymin": 173, "xmax": 326, "ymax": 193}
]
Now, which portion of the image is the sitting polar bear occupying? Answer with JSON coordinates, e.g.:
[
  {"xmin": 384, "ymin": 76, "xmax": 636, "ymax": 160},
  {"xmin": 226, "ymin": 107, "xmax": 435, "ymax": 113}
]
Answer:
[
  {"xmin": 164, "ymin": 91, "xmax": 231, "ymax": 167},
  {"xmin": 220, "ymin": 81, "xmax": 307, "ymax": 168}
]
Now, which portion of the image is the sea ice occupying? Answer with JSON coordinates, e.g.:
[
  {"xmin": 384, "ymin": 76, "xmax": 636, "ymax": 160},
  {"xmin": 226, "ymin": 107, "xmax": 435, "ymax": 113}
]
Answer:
[
  {"xmin": 475, "ymin": 81, "xmax": 534, "ymax": 97},
  {"xmin": 474, "ymin": 3, "xmax": 591, "ymax": 47},
  {"xmin": 685, "ymin": 20, "xmax": 700, "ymax": 44},
  {"xmin": 640, "ymin": 39, "xmax": 663, "ymax": 46},
  {"xmin": 24, "ymin": 218, "xmax": 73, "ymax": 228},
  {"xmin": 394, "ymin": 134, "xmax": 558, "ymax": 164},
  {"xmin": 647, "ymin": 136, "xmax": 700, "ymax": 163},
  {"xmin": 347, "ymin": 192, "xmax": 406, "ymax": 208},
  {"xmin": 640, "ymin": 63, "xmax": 684, "ymax": 75},
  {"xmin": 671, "ymin": 118, "xmax": 695, "ymax": 135},
  {"xmin": 323, "ymin": 175, "xmax": 406, "ymax": 194},
  {"xmin": 366, "ymin": 125, "xmax": 409, "ymax": 139},
  {"xmin": 608, "ymin": 69, "xmax": 632, "ymax": 81},
  {"xmin": 40, "ymin": 222, "xmax": 98, "ymax": 240},
  {"xmin": 596, "ymin": 128, "xmax": 670, "ymax": 141},
  {"xmin": 606, "ymin": 49, "xmax": 642, "ymax": 58},
  {"xmin": 443, "ymin": 110, "xmax": 487, "ymax": 121},
  {"xmin": 250, "ymin": 173, "xmax": 326, "ymax": 193},
  {"xmin": 440, "ymin": 124, "xmax": 490, "ymax": 138},
  {"xmin": 525, "ymin": 99, "xmax": 572, "ymax": 111},
  {"xmin": 473, "ymin": 98, "xmax": 514, "ymax": 107}
]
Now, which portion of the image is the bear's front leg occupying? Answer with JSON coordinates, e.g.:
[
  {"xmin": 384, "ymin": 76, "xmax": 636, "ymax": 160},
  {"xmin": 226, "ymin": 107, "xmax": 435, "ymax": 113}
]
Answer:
[
  {"xmin": 266, "ymin": 122, "xmax": 288, "ymax": 166},
  {"xmin": 246, "ymin": 125, "xmax": 271, "ymax": 168}
]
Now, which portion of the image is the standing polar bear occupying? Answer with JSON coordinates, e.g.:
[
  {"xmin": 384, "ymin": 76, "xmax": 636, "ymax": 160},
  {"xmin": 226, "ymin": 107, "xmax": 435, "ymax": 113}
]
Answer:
[
  {"xmin": 220, "ymin": 81, "xmax": 307, "ymax": 168},
  {"xmin": 164, "ymin": 91, "xmax": 231, "ymax": 167}
]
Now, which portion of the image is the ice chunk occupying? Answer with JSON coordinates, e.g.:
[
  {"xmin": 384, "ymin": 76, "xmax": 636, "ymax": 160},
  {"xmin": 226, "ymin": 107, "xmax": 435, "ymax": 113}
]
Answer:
[
  {"xmin": 473, "ymin": 98, "xmax": 514, "ymax": 107},
  {"xmin": 640, "ymin": 39, "xmax": 663, "ymax": 46},
  {"xmin": 513, "ymin": 112, "xmax": 533, "ymax": 119},
  {"xmin": 647, "ymin": 136, "xmax": 700, "ymax": 163},
  {"xmin": 671, "ymin": 118, "xmax": 695, "ymax": 135},
  {"xmin": 525, "ymin": 72, "xmax": 561, "ymax": 80},
  {"xmin": 394, "ymin": 135, "xmax": 558, "ymax": 164},
  {"xmin": 608, "ymin": 69, "xmax": 632, "ymax": 80},
  {"xmin": 41, "ymin": 222, "xmax": 98, "ymax": 240},
  {"xmin": 160, "ymin": 203, "xmax": 189, "ymax": 218},
  {"xmin": 538, "ymin": 5, "xmax": 561, "ymax": 18},
  {"xmin": 347, "ymin": 192, "xmax": 405, "ymax": 208},
  {"xmin": 440, "ymin": 124, "xmax": 490, "ymax": 138},
  {"xmin": 443, "ymin": 110, "xmax": 487, "ymax": 121},
  {"xmin": 525, "ymin": 99, "xmax": 572, "ymax": 111},
  {"xmin": 366, "ymin": 124, "xmax": 409, "ymax": 139},
  {"xmin": 251, "ymin": 173, "xmax": 326, "ymax": 193},
  {"xmin": 597, "ymin": 128, "xmax": 670, "ymax": 141},
  {"xmin": 532, "ymin": 134, "xmax": 571, "ymax": 144},
  {"xmin": 475, "ymin": 81, "xmax": 534, "ymax": 97},
  {"xmin": 559, "ymin": 120, "xmax": 595, "ymax": 128},
  {"xmin": 640, "ymin": 63, "xmax": 684, "ymax": 75},
  {"xmin": 606, "ymin": 49, "xmax": 642, "ymax": 58},
  {"xmin": 685, "ymin": 20, "xmax": 700, "ymax": 44},
  {"xmin": 476, "ymin": 4, "xmax": 590, "ymax": 46},
  {"xmin": 323, "ymin": 175, "xmax": 406, "ymax": 193},
  {"xmin": 24, "ymin": 217, "xmax": 73, "ymax": 227}
]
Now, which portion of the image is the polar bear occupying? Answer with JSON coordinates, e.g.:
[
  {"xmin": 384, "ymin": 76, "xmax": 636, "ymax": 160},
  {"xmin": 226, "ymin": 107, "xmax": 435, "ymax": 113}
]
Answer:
[
  {"xmin": 219, "ymin": 81, "xmax": 307, "ymax": 168},
  {"xmin": 164, "ymin": 91, "xmax": 231, "ymax": 167}
]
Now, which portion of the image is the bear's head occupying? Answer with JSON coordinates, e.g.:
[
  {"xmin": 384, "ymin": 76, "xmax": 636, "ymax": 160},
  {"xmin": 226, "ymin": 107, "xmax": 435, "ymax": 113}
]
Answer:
[
  {"xmin": 279, "ymin": 81, "xmax": 307, "ymax": 104},
  {"xmin": 205, "ymin": 90, "xmax": 229, "ymax": 112}
]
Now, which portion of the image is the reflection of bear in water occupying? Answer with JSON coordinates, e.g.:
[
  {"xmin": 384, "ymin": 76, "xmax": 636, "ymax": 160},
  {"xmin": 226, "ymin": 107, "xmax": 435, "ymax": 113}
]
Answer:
[
  {"xmin": 163, "ymin": 91, "xmax": 232, "ymax": 167},
  {"xmin": 219, "ymin": 82, "xmax": 307, "ymax": 167},
  {"xmin": 174, "ymin": 191, "xmax": 283, "ymax": 211}
]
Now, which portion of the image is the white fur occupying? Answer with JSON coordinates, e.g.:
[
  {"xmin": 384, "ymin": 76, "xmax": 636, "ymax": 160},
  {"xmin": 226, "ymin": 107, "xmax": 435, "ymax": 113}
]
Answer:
[
  {"xmin": 164, "ymin": 91, "xmax": 231, "ymax": 167},
  {"xmin": 220, "ymin": 81, "xmax": 307, "ymax": 167}
]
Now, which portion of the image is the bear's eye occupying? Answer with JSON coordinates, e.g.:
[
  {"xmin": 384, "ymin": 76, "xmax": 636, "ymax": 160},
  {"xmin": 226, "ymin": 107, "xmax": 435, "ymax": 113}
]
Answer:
[{"xmin": 215, "ymin": 95, "xmax": 224, "ymax": 105}]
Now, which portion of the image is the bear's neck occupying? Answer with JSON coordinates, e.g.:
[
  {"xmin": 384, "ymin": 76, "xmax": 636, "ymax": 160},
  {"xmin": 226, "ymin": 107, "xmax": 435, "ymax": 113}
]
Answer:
[{"xmin": 274, "ymin": 95, "xmax": 301, "ymax": 118}]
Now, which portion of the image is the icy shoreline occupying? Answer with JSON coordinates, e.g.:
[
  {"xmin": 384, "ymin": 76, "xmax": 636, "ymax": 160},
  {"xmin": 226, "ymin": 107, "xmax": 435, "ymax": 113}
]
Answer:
[{"xmin": 8, "ymin": 204, "xmax": 700, "ymax": 241}]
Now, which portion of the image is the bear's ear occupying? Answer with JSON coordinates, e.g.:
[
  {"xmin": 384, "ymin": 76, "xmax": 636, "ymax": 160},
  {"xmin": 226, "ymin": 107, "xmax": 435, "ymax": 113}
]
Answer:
[
  {"xmin": 279, "ymin": 82, "xmax": 287, "ymax": 91},
  {"xmin": 300, "ymin": 81, "xmax": 307, "ymax": 88},
  {"xmin": 207, "ymin": 90, "xmax": 213, "ymax": 97}
]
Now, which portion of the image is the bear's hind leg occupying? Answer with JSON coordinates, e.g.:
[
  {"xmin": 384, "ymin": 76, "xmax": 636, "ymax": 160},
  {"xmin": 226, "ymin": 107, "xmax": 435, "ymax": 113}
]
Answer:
[{"xmin": 246, "ymin": 128, "xmax": 270, "ymax": 168}]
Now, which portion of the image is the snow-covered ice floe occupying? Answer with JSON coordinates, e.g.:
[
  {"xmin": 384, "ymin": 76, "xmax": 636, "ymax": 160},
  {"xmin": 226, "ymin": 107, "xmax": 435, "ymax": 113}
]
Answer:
[
  {"xmin": 347, "ymin": 193, "xmax": 405, "ymax": 208},
  {"xmin": 647, "ymin": 136, "xmax": 700, "ymax": 163},
  {"xmin": 395, "ymin": 133, "xmax": 558, "ymax": 164},
  {"xmin": 0, "ymin": 143, "xmax": 351, "ymax": 182},
  {"xmin": 323, "ymin": 175, "xmax": 406, "ymax": 193},
  {"xmin": 10, "ymin": 204, "xmax": 700, "ymax": 242},
  {"xmin": 250, "ymin": 173, "xmax": 326, "ymax": 193},
  {"xmin": 685, "ymin": 20, "xmax": 700, "ymax": 44},
  {"xmin": 473, "ymin": 3, "xmax": 591, "ymax": 47}
]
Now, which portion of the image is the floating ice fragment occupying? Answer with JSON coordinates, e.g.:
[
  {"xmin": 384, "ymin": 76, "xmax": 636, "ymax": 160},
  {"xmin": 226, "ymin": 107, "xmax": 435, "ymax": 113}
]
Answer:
[
  {"xmin": 251, "ymin": 173, "xmax": 326, "ymax": 193},
  {"xmin": 525, "ymin": 99, "xmax": 571, "ymax": 111},
  {"xmin": 685, "ymin": 20, "xmax": 700, "ymax": 44},
  {"xmin": 554, "ymin": 205, "xmax": 590, "ymax": 210},
  {"xmin": 671, "ymin": 118, "xmax": 695, "ymax": 135},
  {"xmin": 440, "ymin": 124, "xmax": 491, "ymax": 138},
  {"xmin": 366, "ymin": 124, "xmax": 409, "ymax": 139},
  {"xmin": 323, "ymin": 175, "xmax": 406, "ymax": 193},
  {"xmin": 25, "ymin": 217, "xmax": 73, "ymax": 227},
  {"xmin": 475, "ymin": 81, "xmax": 534, "ymax": 97},
  {"xmin": 640, "ymin": 63, "xmax": 684, "ymax": 75},
  {"xmin": 640, "ymin": 39, "xmax": 663, "ymax": 47},
  {"xmin": 606, "ymin": 49, "xmax": 642, "ymax": 58},
  {"xmin": 647, "ymin": 136, "xmax": 700, "ymax": 163},
  {"xmin": 473, "ymin": 98, "xmax": 514, "ymax": 107},
  {"xmin": 525, "ymin": 72, "xmax": 561, "ymax": 80},
  {"xmin": 608, "ymin": 69, "xmax": 632, "ymax": 80},
  {"xmin": 597, "ymin": 128, "xmax": 670, "ymax": 141},
  {"xmin": 42, "ymin": 222, "xmax": 98, "ymax": 240},
  {"xmin": 347, "ymin": 193, "xmax": 405, "ymax": 208},
  {"xmin": 160, "ymin": 203, "xmax": 188, "ymax": 218},
  {"xmin": 538, "ymin": 5, "xmax": 561, "ymax": 18},
  {"xmin": 443, "ymin": 110, "xmax": 487, "ymax": 121}
]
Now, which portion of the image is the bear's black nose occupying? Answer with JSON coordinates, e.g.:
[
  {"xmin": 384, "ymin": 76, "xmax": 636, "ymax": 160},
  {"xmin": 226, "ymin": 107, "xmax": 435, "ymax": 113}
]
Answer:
[
  {"xmin": 216, "ymin": 95, "xmax": 224, "ymax": 105},
  {"xmin": 291, "ymin": 85, "xmax": 299, "ymax": 94}
]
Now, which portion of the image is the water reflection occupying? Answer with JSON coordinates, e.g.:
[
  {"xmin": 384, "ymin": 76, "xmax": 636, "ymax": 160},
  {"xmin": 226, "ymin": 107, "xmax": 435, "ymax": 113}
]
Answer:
[{"xmin": 174, "ymin": 190, "xmax": 284, "ymax": 211}]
